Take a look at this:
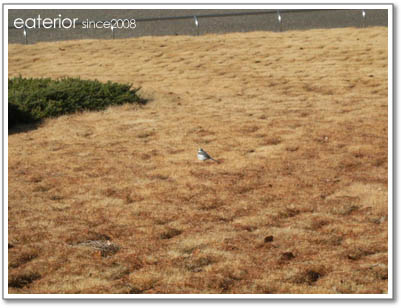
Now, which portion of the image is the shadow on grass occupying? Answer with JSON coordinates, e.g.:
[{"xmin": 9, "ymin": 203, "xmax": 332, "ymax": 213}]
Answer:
[
  {"xmin": 8, "ymin": 98, "xmax": 150, "ymax": 135},
  {"xmin": 8, "ymin": 103, "xmax": 40, "ymax": 135},
  {"xmin": 8, "ymin": 121, "xmax": 42, "ymax": 135}
]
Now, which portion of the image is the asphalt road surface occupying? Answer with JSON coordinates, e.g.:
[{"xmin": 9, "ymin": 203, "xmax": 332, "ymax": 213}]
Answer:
[{"xmin": 8, "ymin": 9, "xmax": 388, "ymax": 44}]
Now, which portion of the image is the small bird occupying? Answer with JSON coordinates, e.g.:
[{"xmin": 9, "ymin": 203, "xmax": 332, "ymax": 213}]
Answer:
[{"xmin": 197, "ymin": 148, "xmax": 219, "ymax": 163}]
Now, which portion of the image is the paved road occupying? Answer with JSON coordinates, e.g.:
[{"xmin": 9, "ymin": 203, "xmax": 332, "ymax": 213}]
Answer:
[{"xmin": 8, "ymin": 9, "xmax": 388, "ymax": 44}]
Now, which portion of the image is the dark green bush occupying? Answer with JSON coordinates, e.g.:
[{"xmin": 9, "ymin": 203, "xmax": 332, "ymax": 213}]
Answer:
[
  {"xmin": 8, "ymin": 76, "xmax": 147, "ymax": 128},
  {"xmin": 8, "ymin": 101, "xmax": 36, "ymax": 129}
]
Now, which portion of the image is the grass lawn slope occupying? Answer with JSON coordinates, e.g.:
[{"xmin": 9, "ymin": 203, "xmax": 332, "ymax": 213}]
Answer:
[{"xmin": 8, "ymin": 27, "xmax": 388, "ymax": 294}]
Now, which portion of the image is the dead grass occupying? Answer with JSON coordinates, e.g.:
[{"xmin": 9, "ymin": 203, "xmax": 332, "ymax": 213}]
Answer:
[{"xmin": 8, "ymin": 27, "xmax": 388, "ymax": 294}]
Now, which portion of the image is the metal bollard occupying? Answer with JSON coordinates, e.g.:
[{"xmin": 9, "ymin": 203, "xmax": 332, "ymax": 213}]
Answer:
[
  {"xmin": 361, "ymin": 10, "xmax": 366, "ymax": 28},
  {"xmin": 23, "ymin": 26, "xmax": 27, "ymax": 44},
  {"xmin": 194, "ymin": 16, "xmax": 199, "ymax": 36},
  {"xmin": 277, "ymin": 10, "xmax": 282, "ymax": 32}
]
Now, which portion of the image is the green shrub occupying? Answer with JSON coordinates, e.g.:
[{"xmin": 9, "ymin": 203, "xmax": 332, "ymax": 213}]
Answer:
[{"xmin": 8, "ymin": 76, "xmax": 147, "ymax": 128}]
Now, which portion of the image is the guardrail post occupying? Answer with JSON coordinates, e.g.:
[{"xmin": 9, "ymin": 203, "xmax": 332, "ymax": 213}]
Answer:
[
  {"xmin": 277, "ymin": 10, "xmax": 282, "ymax": 32},
  {"xmin": 194, "ymin": 16, "xmax": 199, "ymax": 36},
  {"xmin": 23, "ymin": 25, "xmax": 27, "ymax": 44},
  {"xmin": 361, "ymin": 10, "xmax": 366, "ymax": 28}
]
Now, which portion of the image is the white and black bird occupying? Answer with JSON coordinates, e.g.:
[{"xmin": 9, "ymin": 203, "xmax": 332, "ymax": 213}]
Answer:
[{"xmin": 197, "ymin": 148, "xmax": 218, "ymax": 163}]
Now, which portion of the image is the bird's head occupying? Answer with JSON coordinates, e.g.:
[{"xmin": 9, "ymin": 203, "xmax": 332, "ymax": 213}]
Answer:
[{"xmin": 198, "ymin": 148, "xmax": 203, "ymax": 152}]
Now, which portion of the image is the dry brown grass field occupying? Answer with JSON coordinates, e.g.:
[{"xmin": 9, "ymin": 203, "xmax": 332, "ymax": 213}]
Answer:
[{"xmin": 8, "ymin": 26, "xmax": 388, "ymax": 294}]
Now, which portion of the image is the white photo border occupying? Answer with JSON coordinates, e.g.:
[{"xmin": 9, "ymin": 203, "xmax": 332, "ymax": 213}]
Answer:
[{"xmin": 2, "ymin": 1, "xmax": 394, "ymax": 300}]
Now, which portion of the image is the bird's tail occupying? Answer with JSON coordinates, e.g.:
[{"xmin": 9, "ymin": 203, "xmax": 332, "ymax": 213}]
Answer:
[{"xmin": 210, "ymin": 157, "xmax": 220, "ymax": 163}]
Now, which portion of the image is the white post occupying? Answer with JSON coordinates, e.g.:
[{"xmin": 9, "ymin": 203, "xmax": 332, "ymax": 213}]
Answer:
[
  {"xmin": 23, "ymin": 26, "xmax": 27, "ymax": 44},
  {"xmin": 194, "ymin": 16, "xmax": 199, "ymax": 36},
  {"xmin": 277, "ymin": 10, "xmax": 282, "ymax": 32},
  {"xmin": 362, "ymin": 10, "xmax": 366, "ymax": 28}
]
